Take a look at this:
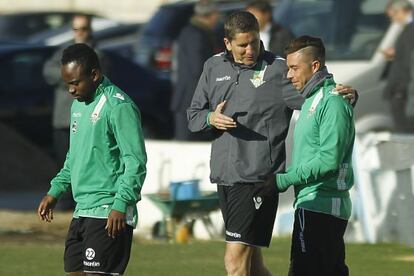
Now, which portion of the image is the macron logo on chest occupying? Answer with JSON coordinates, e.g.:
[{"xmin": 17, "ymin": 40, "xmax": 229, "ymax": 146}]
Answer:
[
  {"xmin": 113, "ymin": 92, "xmax": 124, "ymax": 100},
  {"xmin": 216, "ymin": 76, "xmax": 231, "ymax": 82}
]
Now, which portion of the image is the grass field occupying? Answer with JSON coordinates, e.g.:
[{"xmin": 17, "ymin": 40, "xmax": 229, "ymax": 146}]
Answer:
[{"xmin": 1, "ymin": 211, "xmax": 413, "ymax": 276}]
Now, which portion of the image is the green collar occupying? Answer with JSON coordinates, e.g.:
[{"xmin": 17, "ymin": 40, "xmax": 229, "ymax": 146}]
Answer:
[
  {"xmin": 307, "ymin": 77, "xmax": 335, "ymax": 98},
  {"xmin": 91, "ymin": 75, "xmax": 109, "ymax": 101}
]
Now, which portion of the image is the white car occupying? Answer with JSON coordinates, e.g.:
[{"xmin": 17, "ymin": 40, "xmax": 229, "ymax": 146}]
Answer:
[{"xmin": 276, "ymin": 0, "xmax": 413, "ymax": 133}]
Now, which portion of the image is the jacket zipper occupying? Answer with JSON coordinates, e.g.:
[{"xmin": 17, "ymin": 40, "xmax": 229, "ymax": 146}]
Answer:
[{"xmin": 224, "ymin": 68, "xmax": 240, "ymax": 183}]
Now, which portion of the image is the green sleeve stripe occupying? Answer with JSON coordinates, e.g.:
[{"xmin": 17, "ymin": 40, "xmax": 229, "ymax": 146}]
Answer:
[{"xmin": 206, "ymin": 112, "xmax": 212, "ymax": 127}]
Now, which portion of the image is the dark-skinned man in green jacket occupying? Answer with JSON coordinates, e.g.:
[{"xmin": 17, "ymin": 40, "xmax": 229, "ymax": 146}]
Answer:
[{"xmin": 38, "ymin": 43, "xmax": 147, "ymax": 276}]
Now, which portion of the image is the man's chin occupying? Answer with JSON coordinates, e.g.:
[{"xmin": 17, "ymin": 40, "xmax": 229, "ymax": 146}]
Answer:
[
  {"xmin": 292, "ymin": 83, "xmax": 301, "ymax": 93},
  {"xmin": 244, "ymin": 60, "xmax": 256, "ymax": 66},
  {"xmin": 74, "ymin": 97, "xmax": 85, "ymax": 102},
  {"xmin": 292, "ymin": 84, "xmax": 303, "ymax": 92},
  {"xmin": 243, "ymin": 55, "xmax": 257, "ymax": 64}
]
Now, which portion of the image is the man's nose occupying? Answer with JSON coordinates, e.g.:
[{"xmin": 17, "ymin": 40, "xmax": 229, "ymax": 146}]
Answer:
[
  {"xmin": 68, "ymin": 86, "xmax": 75, "ymax": 94},
  {"xmin": 246, "ymin": 44, "xmax": 254, "ymax": 54}
]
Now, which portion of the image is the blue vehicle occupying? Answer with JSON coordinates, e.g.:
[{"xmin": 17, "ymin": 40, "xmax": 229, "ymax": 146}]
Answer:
[
  {"xmin": 0, "ymin": 12, "xmax": 77, "ymax": 42},
  {"xmin": 0, "ymin": 43, "xmax": 172, "ymax": 150}
]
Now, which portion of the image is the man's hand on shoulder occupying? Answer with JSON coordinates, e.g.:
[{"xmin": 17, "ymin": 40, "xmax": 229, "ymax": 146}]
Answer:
[
  {"xmin": 209, "ymin": 101, "xmax": 237, "ymax": 130},
  {"xmin": 334, "ymin": 84, "xmax": 357, "ymax": 105},
  {"xmin": 106, "ymin": 210, "xmax": 126, "ymax": 238},
  {"xmin": 37, "ymin": 195, "xmax": 57, "ymax": 222}
]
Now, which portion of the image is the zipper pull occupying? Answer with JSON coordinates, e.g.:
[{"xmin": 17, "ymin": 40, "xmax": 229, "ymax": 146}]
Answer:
[{"xmin": 235, "ymin": 70, "xmax": 240, "ymax": 85}]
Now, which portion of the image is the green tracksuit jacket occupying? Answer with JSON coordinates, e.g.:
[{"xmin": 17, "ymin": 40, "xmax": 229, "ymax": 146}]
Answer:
[
  {"xmin": 276, "ymin": 77, "xmax": 355, "ymax": 220},
  {"xmin": 47, "ymin": 76, "xmax": 147, "ymax": 228}
]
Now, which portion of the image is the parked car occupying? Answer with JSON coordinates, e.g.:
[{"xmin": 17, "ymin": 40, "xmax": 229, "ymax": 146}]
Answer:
[
  {"xmin": 28, "ymin": 17, "xmax": 141, "ymax": 58},
  {"xmin": 0, "ymin": 11, "xmax": 89, "ymax": 42},
  {"xmin": 0, "ymin": 11, "xmax": 141, "ymax": 59},
  {"xmin": 0, "ymin": 43, "xmax": 172, "ymax": 150}
]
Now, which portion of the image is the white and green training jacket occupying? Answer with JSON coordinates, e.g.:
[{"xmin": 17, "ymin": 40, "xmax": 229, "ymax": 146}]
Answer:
[
  {"xmin": 276, "ymin": 77, "xmax": 355, "ymax": 220},
  {"xmin": 47, "ymin": 76, "xmax": 147, "ymax": 228}
]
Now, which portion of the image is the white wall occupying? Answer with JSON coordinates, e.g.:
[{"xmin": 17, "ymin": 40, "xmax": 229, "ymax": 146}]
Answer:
[{"xmin": 351, "ymin": 132, "xmax": 414, "ymax": 245}]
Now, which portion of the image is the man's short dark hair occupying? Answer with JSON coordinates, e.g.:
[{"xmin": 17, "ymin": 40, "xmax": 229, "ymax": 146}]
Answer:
[
  {"xmin": 61, "ymin": 43, "xmax": 101, "ymax": 74},
  {"xmin": 246, "ymin": 0, "xmax": 273, "ymax": 14},
  {"xmin": 224, "ymin": 11, "xmax": 259, "ymax": 41},
  {"xmin": 285, "ymin": 35, "xmax": 326, "ymax": 66}
]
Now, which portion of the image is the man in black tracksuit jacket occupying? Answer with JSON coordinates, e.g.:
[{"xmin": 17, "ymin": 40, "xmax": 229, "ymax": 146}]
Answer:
[
  {"xmin": 383, "ymin": 0, "xmax": 414, "ymax": 132},
  {"xmin": 171, "ymin": 0, "xmax": 219, "ymax": 140},
  {"xmin": 188, "ymin": 46, "xmax": 302, "ymax": 185},
  {"xmin": 187, "ymin": 11, "xmax": 356, "ymax": 276}
]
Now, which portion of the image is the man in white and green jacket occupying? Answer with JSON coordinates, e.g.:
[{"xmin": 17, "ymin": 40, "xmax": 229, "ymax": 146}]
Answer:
[
  {"xmin": 275, "ymin": 36, "xmax": 355, "ymax": 276},
  {"xmin": 37, "ymin": 43, "xmax": 147, "ymax": 276}
]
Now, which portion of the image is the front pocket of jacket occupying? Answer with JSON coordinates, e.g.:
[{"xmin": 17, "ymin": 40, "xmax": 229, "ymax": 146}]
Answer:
[{"xmin": 233, "ymin": 137, "xmax": 272, "ymax": 178}]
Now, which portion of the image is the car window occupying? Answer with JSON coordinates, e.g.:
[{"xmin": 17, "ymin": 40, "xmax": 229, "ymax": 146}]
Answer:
[
  {"xmin": 0, "ymin": 49, "xmax": 53, "ymax": 107},
  {"xmin": 0, "ymin": 13, "xmax": 73, "ymax": 41},
  {"xmin": 275, "ymin": 0, "xmax": 389, "ymax": 60}
]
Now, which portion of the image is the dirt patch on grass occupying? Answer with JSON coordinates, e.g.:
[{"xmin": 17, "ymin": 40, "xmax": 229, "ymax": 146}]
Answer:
[
  {"xmin": 395, "ymin": 255, "xmax": 414, "ymax": 262},
  {"xmin": 0, "ymin": 210, "xmax": 150, "ymax": 245},
  {"xmin": 0, "ymin": 210, "xmax": 72, "ymax": 244}
]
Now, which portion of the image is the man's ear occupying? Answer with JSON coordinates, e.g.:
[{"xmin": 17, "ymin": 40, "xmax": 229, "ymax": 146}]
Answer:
[
  {"xmin": 224, "ymin": 38, "xmax": 232, "ymax": 51},
  {"xmin": 311, "ymin": 60, "xmax": 321, "ymax": 73},
  {"xmin": 91, "ymin": 68, "xmax": 101, "ymax": 82}
]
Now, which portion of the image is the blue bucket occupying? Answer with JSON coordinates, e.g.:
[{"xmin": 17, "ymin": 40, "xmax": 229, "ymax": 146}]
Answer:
[{"xmin": 169, "ymin": 179, "xmax": 200, "ymax": 200}]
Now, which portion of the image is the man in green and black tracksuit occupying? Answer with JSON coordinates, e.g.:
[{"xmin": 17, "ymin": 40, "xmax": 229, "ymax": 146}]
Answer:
[
  {"xmin": 276, "ymin": 36, "xmax": 355, "ymax": 276},
  {"xmin": 38, "ymin": 44, "xmax": 147, "ymax": 275}
]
